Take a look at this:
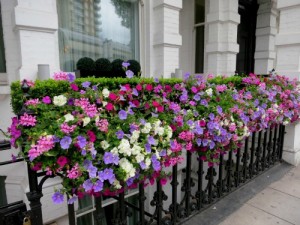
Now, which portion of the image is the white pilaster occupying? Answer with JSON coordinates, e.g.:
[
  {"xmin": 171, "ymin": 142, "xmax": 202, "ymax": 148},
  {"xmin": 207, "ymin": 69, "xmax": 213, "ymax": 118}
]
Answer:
[
  {"xmin": 152, "ymin": 0, "xmax": 182, "ymax": 78},
  {"xmin": 13, "ymin": 0, "xmax": 60, "ymax": 81},
  {"xmin": 276, "ymin": 0, "xmax": 300, "ymax": 166},
  {"xmin": 206, "ymin": 0, "xmax": 240, "ymax": 75},
  {"xmin": 254, "ymin": 0, "xmax": 278, "ymax": 74}
]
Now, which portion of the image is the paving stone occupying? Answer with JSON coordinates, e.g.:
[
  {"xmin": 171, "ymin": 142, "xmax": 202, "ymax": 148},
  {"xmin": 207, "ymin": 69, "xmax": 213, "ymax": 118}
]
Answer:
[
  {"xmin": 219, "ymin": 204, "xmax": 293, "ymax": 225},
  {"xmin": 248, "ymin": 188, "xmax": 300, "ymax": 225},
  {"xmin": 269, "ymin": 175, "xmax": 300, "ymax": 199}
]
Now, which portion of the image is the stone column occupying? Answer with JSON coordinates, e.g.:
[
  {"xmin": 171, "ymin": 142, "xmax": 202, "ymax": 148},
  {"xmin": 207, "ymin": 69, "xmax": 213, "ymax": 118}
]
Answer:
[
  {"xmin": 276, "ymin": 0, "xmax": 300, "ymax": 166},
  {"xmin": 13, "ymin": 0, "xmax": 60, "ymax": 81},
  {"xmin": 206, "ymin": 0, "xmax": 240, "ymax": 76},
  {"xmin": 152, "ymin": 0, "xmax": 182, "ymax": 78},
  {"xmin": 254, "ymin": 0, "xmax": 278, "ymax": 74}
]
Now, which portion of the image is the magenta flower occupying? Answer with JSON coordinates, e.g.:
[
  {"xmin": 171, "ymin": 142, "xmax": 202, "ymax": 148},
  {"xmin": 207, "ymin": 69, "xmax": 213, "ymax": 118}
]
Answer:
[
  {"xmin": 42, "ymin": 96, "xmax": 51, "ymax": 104},
  {"xmin": 57, "ymin": 156, "xmax": 68, "ymax": 167}
]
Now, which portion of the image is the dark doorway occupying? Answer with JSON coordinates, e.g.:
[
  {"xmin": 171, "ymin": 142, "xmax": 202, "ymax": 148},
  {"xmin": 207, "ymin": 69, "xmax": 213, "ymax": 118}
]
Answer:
[{"xmin": 236, "ymin": 0, "xmax": 258, "ymax": 75}]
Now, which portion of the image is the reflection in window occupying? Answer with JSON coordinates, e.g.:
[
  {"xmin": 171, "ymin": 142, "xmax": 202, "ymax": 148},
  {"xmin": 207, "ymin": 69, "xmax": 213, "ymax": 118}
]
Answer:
[
  {"xmin": 0, "ymin": 3, "xmax": 6, "ymax": 73},
  {"xmin": 195, "ymin": 0, "xmax": 205, "ymax": 73},
  {"xmin": 57, "ymin": 0, "xmax": 139, "ymax": 72}
]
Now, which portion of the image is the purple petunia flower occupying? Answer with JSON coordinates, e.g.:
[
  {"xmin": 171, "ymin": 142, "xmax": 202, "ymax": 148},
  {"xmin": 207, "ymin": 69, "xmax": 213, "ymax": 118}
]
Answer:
[
  {"xmin": 93, "ymin": 180, "xmax": 103, "ymax": 192},
  {"xmin": 60, "ymin": 136, "xmax": 72, "ymax": 149},
  {"xmin": 140, "ymin": 161, "xmax": 147, "ymax": 169},
  {"xmin": 116, "ymin": 130, "xmax": 124, "ymax": 139},
  {"xmin": 52, "ymin": 192, "xmax": 64, "ymax": 204},
  {"xmin": 193, "ymin": 94, "xmax": 201, "ymax": 101},
  {"xmin": 118, "ymin": 110, "xmax": 127, "ymax": 120},
  {"xmin": 68, "ymin": 195, "xmax": 78, "ymax": 204},
  {"xmin": 148, "ymin": 136, "xmax": 156, "ymax": 146},
  {"xmin": 184, "ymin": 72, "xmax": 190, "ymax": 80},
  {"xmin": 67, "ymin": 73, "xmax": 75, "ymax": 82},
  {"xmin": 126, "ymin": 70, "xmax": 134, "ymax": 78},
  {"xmin": 98, "ymin": 168, "xmax": 115, "ymax": 184},
  {"xmin": 126, "ymin": 177, "xmax": 135, "ymax": 186},
  {"xmin": 200, "ymin": 99, "xmax": 208, "ymax": 107},
  {"xmin": 103, "ymin": 152, "xmax": 119, "ymax": 165},
  {"xmin": 154, "ymin": 77, "xmax": 159, "ymax": 83},
  {"xmin": 217, "ymin": 106, "xmax": 223, "ymax": 115},
  {"xmin": 122, "ymin": 62, "xmax": 130, "ymax": 68},
  {"xmin": 196, "ymin": 138, "xmax": 202, "ymax": 146},
  {"xmin": 145, "ymin": 143, "xmax": 151, "ymax": 153},
  {"xmin": 77, "ymin": 136, "xmax": 87, "ymax": 149},
  {"xmin": 159, "ymin": 149, "xmax": 167, "ymax": 157},
  {"xmin": 82, "ymin": 81, "xmax": 91, "ymax": 88},
  {"xmin": 83, "ymin": 179, "xmax": 93, "ymax": 192},
  {"xmin": 132, "ymin": 88, "xmax": 139, "ymax": 96},
  {"xmin": 87, "ymin": 165, "xmax": 98, "ymax": 178},
  {"xmin": 151, "ymin": 155, "xmax": 161, "ymax": 171}
]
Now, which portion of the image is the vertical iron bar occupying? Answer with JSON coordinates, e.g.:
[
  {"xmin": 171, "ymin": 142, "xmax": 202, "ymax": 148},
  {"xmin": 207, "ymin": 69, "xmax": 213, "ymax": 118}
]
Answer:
[
  {"xmin": 26, "ymin": 163, "xmax": 43, "ymax": 225},
  {"xmin": 279, "ymin": 125, "xmax": 286, "ymax": 161},
  {"xmin": 242, "ymin": 137, "xmax": 249, "ymax": 182},
  {"xmin": 267, "ymin": 127, "xmax": 273, "ymax": 166},
  {"xmin": 139, "ymin": 183, "xmax": 146, "ymax": 225},
  {"xmin": 197, "ymin": 157, "xmax": 203, "ymax": 210},
  {"xmin": 262, "ymin": 130, "xmax": 268, "ymax": 171},
  {"xmin": 208, "ymin": 166, "xmax": 214, "ymax": 204},
  {"xmin": 272, "ymin": 125, "xmax": 278, "ymax": 162},
  {"xmin": 185, "ymin": 151, "xmax": 192, "ymax": 216},
  {"xmin": 68, "ymin": 201, "xmax": 76, "ymax": 225},
  {"xmin": 94, "ymin": 197, "xmax": 104, "ymax": 225},
  {"xmin": 255, "ymin": 131, "xmax": 262, "ymax": 174},
  {"xmin": 157, "ymin": 180, "xmax": 163, "ymax": 225},
  {"xmin": 235, "ymin": 148, "xmax": 241, "ymax": 187},
  {"xmin": 119, "ymin": 192, "xmax": 126, "ymax": 225},
  {"xmin": 227, "ymin": 151, "xmax": 233, "ymax": 192},
  {"xmin": 171, "ymin": 165, "xmax": 178, "ymax": 225},
  {"xmin": 218, "ymin": 154, "xmax": 223, "ymax": 197},
  {"xmin": 249, "ymin": 132, "xmax": 256, "ymax": 179}
]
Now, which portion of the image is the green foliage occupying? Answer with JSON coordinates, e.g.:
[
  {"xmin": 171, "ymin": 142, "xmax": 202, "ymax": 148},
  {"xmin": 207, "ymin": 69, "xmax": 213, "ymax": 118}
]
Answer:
[
  {"xmin": 11, "ymin": 77, "xmax": 183, "ymax": 114},
  {"xmin": 128, "ymin": 59, "xmax": 141, "ymax": 77},
  {"xmin": 95, "ymin": 58, "xmax": 112, "ymax": 73},
  {"xmin": 111, "ymin": 59, "xmax": 125, "ymax": 78},
  {"xmin": 76, "ymin": 57, "xmax": 95, "ymax": 71}
]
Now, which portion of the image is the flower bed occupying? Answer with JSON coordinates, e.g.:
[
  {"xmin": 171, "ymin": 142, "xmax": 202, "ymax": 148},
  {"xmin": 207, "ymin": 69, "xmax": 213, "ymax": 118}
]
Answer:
[{"xmin": 9, "ymin": 72, "xmax": 300, "ymax": 204}]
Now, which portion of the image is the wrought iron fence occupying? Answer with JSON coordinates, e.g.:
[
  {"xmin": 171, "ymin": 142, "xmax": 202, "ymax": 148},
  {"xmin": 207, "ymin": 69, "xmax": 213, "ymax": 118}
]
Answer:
[
  {"xmin": 69, "ymin": 124, "xmax": 283, "ymax": 225},
  {"xmin": 0, "ymin": 81, "xmax": 286, "ymax": 225}
]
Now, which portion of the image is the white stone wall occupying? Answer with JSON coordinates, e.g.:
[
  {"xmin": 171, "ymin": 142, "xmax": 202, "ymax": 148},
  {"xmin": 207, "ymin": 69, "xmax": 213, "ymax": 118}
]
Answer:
[
  {"xmin": 206, "ymin": 0, "xmax": 239, "ymax": 75},
  {"xmin": 254, "ymin": 0, "xmax": 278, "ymax": 74},
  {"xmin": 275, "ymin": 0, "xmax": 300, "ymax": 166}
]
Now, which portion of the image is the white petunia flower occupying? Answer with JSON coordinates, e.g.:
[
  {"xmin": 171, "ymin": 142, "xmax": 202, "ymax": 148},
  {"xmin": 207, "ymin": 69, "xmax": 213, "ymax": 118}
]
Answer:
[
  {"xmin": 130, "ymin": 130, "xmax": 140, "ymax": 144},
  {"xmin": 82, "ymin": 117, "xmax": 91, "ymax": 126},
  {"xmin": 205, "ymin": 88, "xmax": 213, "ymax": 96},
  {"xmin": 118, "ymin": 139, "xmax": 131, "ymax": 156},
  {"xmin": 102, "ymin": 88, "xmax": 110, "ymax": 98},
  {"xmin": 141, "ymin": 123, "xmax": 152, "ymax": 134},
  {"xmin": 101, "ymin": 140, "xmax": 110, "ymax": 149},
  {"xmin": 53, "ymin": 95, "xmax": 67, "ymax": 106},
  {"xmin": 64, "ymin": 113, "xmax": 74, "ymax": 122}
]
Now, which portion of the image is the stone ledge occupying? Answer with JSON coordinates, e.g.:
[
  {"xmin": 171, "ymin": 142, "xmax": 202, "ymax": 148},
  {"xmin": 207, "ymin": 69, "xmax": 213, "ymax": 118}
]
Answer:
[{"xmin": 276, "ymin": 33, "xmax": 300, "ymax": 46}]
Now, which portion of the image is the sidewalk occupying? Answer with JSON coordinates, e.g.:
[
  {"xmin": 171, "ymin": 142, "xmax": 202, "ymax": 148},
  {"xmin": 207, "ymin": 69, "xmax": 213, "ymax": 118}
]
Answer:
[{"xmin": 183, "ymin": 163, "xmax": 300, "ymax": 225}]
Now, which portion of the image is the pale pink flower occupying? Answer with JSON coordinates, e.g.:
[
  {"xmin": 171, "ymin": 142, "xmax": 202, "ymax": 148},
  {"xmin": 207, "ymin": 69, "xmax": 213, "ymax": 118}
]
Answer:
[
  {"xmin": 25, "ymin": 98, "xmax": 40, "ymax": 106},
  {"xmin": 53, "ymin": 71, "xmax": 68, "ymax": 80},
  {"xmin": 60, "ymin": 123, "xmax": 77, "ymax": 134},
  {"xmin": 96, "ymin": 119, "xmax": 109, "ymax": 132}
]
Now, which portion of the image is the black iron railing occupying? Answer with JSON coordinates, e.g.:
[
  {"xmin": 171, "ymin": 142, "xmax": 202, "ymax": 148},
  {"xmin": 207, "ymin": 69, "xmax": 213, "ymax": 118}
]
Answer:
[
  {"xmin": 64, "ymin": 124, "xmax": 285, "ymax": 225},
  {"xmin": 0, "ymin": 80, "xmax": 286, "ymax": 225}
]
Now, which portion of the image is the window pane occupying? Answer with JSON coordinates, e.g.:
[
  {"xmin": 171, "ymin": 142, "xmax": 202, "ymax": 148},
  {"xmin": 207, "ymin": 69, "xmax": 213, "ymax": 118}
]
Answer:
[
  {"xmin": 0, "ymin": 3, "xmax": 6, "ymax": 73},
  {"xmin": 57, "ymin": 0, "xmax": 139, "ymax": 72},
  {"xmin": 195, "ymin": 26, "xmax": 205, "ymax": 73},
  {"xmin": 195, "ymin": 0, "xmax": 205, "ymax": 24}
]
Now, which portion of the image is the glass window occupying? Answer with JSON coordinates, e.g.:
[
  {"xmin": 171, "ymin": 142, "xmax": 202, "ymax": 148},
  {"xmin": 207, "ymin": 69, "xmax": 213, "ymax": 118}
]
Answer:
[
  {"xmin": 0, "ymin": 3, "xmax": 6, "ymax": 73},
  {"xmin": 76, "ymin": 190, "xmax": 139, "ymax": 225},
  {"xmin": 195, "ymin": 0, "xmax": 205, "ymax": 73},
  {"xmin": 57, "ymin": 0, "xmax": 140, "ymax": 72}
]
